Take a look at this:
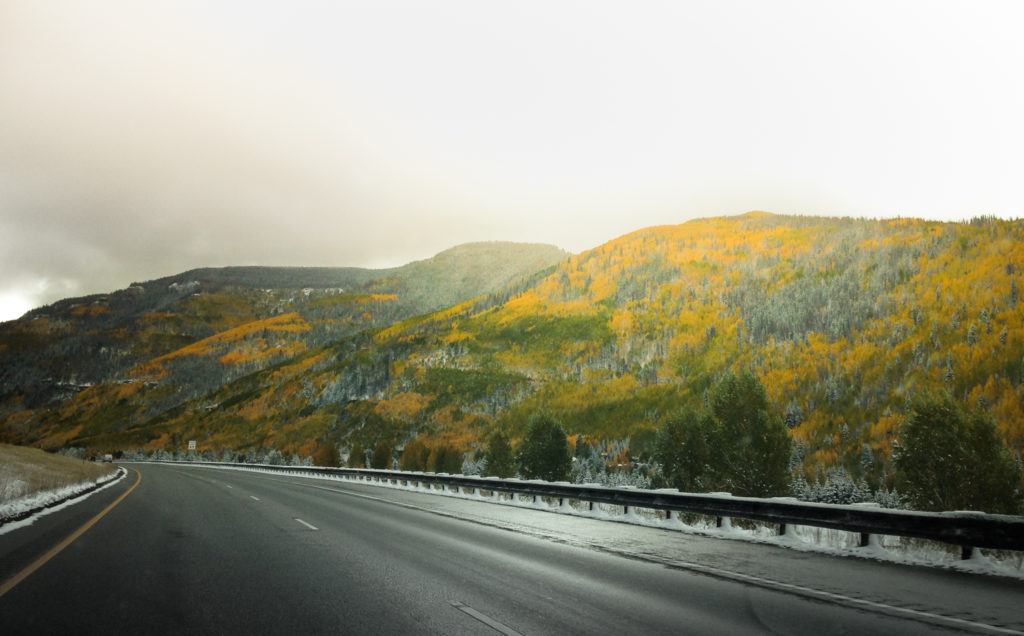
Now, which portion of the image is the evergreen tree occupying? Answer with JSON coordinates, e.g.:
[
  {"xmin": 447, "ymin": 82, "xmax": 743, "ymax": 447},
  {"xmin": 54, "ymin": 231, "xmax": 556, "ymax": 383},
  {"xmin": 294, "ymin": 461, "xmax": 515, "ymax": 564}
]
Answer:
[
  {"xmin": 516, "ymin": 413, "xmax": 570, "ymax": 481},
  {"xmin": 895, "ymin": 392, "xmax": 1021, "ymax": 513},
  {"xmin": 428, "ymin": 444, "xmax": 463, "ymax": 473},
  {"xmin": 858, "ymin": 443, "xmax": 876, "ymax": 487},
  {"xmin": 705, "ymin": 371, "xmax": 791, "ymax": 497},
  {"xmin": 574, "ymin": 435, "xmax": 589, "ymax": 458},
  {"xmin": 482, "ymin": 431, "xmax": 516, "ymax": 478},
  {"xmin": 654, "ymin": 410, "xmax": 716, "ymax": 492},
  {"xmin": 784, "ymin": 400, "xmax": 803, "ymax": 429},
  {"xmin": 348, "ymin": 442, "xmax": 366, "ymax": 468}
]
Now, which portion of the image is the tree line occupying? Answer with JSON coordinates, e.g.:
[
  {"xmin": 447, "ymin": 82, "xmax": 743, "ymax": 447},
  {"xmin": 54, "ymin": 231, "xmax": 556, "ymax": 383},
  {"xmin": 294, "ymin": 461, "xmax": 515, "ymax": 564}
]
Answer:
[{"xmin": 117, "ymin": 370, "xmax": 1021, "ymax": 514}]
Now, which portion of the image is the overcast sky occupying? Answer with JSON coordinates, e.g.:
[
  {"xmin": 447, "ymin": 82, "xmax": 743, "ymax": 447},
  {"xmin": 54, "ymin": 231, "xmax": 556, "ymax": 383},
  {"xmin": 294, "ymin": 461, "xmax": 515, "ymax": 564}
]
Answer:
[{"xmin": 1, "ymin": 1, "xmax": 1023, "ymax": 320}]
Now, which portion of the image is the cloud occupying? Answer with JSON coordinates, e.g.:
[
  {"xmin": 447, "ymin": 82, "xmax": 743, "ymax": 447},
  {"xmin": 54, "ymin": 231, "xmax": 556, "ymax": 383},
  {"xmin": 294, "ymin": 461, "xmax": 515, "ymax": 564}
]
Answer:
[{"xmin": 1, "ymin": 1, "xmax": 1023, "ymax": 320}]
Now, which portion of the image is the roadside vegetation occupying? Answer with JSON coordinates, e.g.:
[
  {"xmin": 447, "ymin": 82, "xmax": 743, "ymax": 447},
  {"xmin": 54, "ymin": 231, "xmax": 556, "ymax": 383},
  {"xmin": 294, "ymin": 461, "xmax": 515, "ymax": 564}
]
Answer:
[
  {"xmin": 0, "ymin": 444, "xmax": 117, "ymax": 505},
  {"xmin": 126, "ymin": 373, "xmax": 1023, "ymax": 515}
]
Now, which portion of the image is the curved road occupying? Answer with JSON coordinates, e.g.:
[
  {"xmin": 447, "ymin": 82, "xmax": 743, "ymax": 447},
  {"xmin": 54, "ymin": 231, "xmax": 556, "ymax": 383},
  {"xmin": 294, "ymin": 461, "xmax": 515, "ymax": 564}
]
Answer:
[{"xmin": 0, "ymin": 464, "xmax": 1019, "ymax": 634}]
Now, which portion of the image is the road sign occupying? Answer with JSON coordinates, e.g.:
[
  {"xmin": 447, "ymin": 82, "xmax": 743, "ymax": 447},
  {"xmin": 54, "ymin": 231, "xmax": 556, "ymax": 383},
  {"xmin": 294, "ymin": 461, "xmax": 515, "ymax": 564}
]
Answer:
[{"xmin": 187, "ymin": 440, "xmax": 197, "ymax": 451}]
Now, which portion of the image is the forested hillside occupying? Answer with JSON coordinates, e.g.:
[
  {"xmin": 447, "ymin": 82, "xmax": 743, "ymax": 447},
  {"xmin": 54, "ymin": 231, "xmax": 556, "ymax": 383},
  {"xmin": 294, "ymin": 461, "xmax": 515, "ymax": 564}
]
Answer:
[
  {"xmin": 0, "ymin": 242, "xmax": 567, "ymax": 444},
  {"xmin": 4, "ymin": 214, "xmax": 1023, "ymax": 502}
]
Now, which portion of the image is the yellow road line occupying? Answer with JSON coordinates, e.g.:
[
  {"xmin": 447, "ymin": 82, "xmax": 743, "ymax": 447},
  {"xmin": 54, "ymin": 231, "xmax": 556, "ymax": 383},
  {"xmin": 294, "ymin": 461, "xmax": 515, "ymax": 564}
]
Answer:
[{"xmin": 0, "ymin": 467, "xmax": 142, "ymax": 598}]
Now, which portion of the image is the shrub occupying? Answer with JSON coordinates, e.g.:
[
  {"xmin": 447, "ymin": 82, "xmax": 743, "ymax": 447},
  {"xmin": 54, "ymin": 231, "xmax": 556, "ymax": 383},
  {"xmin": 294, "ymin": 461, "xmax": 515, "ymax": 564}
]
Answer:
[
  {"xmin": 348, "ymin": 443, "xmax": 366, "ymax": 468},
  {"xmin": 399, "ymin": 438, "xmax": 431, "ymax": 471},
  {"xmin": 371, "ymin": 441, "xmax": 393, "ymax": 469},
  {"xmin": 312, "ymin": 442, "xmax": 340, "ymax": 468}
]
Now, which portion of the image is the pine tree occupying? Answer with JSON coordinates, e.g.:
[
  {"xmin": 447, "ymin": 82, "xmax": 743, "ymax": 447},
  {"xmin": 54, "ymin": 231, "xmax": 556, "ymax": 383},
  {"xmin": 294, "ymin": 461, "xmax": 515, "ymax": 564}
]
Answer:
[
  {"xmin": 428, "ymin": 444, "xmax": 462, "ymax": 474},
  {"xmin": 516, "ymin": 413, "xmax": 570, "ymax": 481},
  {"xmin": 966, "ymin": 323, "xmax": 978, "ymax": 346},
  {"xmin": 483, "ymin": 431, "xmax": 516, "ymax": 478},
  {"xmin": 706, "ymin": 371, "xmax": 791, "ymax": 497},
  {"xmin": 784, "ymin": 400, "xmax": 803, "ymax": 429},
  {"xmin": 574, "ymin": 435, "xmax": 588, "ymax": 458},
  {"xmin": 654, "ymin": 410, "xmax": 716, "ymax": 492},
  {"xmin": 895, "ymin": 392, "xmax": 1020, "ymax": 513},
  {"xmin": 858, "ymin": 443, "xmax": 875, "ymax": 487}
]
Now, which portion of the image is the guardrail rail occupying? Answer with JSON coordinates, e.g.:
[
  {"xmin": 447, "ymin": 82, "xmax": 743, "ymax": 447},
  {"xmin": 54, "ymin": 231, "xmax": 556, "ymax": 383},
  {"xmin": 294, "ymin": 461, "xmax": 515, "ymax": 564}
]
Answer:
[{"xmin": 150, "ymin": 460, "xmax": 1024, "ymax": 559}]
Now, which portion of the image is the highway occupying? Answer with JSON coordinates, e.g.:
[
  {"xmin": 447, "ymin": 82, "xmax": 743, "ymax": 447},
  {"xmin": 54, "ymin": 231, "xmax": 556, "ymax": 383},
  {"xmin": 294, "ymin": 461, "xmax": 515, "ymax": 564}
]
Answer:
[{"xmin": 1, "ymin": 463, "xmax": 1021, "ymax": 634}]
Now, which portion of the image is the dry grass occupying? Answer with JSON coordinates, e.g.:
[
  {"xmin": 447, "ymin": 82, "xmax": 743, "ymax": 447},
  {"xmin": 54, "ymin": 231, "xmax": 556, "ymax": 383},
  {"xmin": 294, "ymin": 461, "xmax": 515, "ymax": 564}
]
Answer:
[{"xmin": 0, "ymin": 444, "xmax": 116, "ymax": 505}]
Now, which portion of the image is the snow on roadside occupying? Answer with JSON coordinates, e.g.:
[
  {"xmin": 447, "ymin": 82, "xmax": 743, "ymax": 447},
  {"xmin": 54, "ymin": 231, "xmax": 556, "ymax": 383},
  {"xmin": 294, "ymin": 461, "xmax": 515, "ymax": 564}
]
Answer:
[{"xmin": 0, "ymin": 467, "xmax": 126, "ymax": 533}]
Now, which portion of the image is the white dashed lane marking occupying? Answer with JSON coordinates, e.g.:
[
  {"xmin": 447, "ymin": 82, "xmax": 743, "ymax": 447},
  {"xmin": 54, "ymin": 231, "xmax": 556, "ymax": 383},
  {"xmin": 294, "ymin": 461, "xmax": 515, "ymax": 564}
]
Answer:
[{"xmin": 451, "ymin": 601, "xmax": 522, "ymax": 636}]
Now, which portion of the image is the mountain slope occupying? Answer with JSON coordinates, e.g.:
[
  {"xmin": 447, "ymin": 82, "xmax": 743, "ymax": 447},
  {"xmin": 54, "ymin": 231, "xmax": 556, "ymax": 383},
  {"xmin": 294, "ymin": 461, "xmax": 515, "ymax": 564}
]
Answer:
[
  {"xmin": 0, "ymin": 241, "xmax": 567, "ymax": 442},
  {"xmin": 6, "ymin": 214, "xmax": 1024, "ymax": 490}
]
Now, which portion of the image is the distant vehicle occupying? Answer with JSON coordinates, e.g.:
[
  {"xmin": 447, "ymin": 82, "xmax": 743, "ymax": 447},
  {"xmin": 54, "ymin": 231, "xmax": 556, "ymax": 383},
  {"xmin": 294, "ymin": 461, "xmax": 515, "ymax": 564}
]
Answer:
[{"xmin": 101, "ymin": 454, "xmax": 113, "ymax": 463}]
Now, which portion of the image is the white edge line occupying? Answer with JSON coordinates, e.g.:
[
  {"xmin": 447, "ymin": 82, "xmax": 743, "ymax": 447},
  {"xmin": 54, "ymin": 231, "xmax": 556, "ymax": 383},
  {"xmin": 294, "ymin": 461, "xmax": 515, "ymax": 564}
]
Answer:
[
  {"xmin": 249, "ymin": 495, "xmax": 260, "ymax": 501},
  {"xmin": 294, "ymin": 518, "xmax": 318, "ymax": 531},
  {"xmin": 451, "ymin": 601, "xmax": 523, "ymax": 636}
]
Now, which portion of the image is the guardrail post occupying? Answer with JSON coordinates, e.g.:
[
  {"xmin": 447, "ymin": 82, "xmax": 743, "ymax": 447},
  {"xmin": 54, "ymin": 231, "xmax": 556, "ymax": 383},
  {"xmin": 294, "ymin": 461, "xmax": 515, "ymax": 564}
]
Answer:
[
  {"xmin": 859, "ymin": 533, "xmax": 870, "ymax": 547},
  {"xmin": 717, "ymin": 516, "xmax": 731, "ymax": 530},
  {"xmin": 778, "ymin": 523, "xmax": 787, "ymax": 536},
  {"xmin": 588, "ymin": 500, "xmax": 595, "ymax": 512},
  {"xmin": 961, "ymin": 546, "xmax": 974, "ymax": 560}
]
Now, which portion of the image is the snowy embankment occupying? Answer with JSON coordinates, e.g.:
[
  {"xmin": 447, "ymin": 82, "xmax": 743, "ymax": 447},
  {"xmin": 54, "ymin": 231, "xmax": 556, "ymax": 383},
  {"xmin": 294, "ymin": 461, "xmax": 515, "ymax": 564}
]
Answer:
[
  {"xmin": 170, "ymin": 461, "xmax": 1024, "ymax": 581},
  {"xmin": 0, "ymin": 444, "xmax": 127, "ymax": 531},
  {"xmin": 0, "ymin": 467, "xmax": 126, "ymax": 530}
]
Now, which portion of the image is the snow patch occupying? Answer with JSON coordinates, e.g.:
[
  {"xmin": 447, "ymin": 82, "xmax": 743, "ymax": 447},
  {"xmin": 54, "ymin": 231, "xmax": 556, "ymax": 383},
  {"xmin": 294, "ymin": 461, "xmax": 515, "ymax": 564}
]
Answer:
[{"xmin": 0, "ymin": 468, "xmax": 126, "ymax": 535}]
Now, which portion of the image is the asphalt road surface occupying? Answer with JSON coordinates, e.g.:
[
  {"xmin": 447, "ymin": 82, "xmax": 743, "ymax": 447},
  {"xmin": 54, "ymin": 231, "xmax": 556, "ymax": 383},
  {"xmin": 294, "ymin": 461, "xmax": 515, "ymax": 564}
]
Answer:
[{"xmin": 1, "ymin": 464, "xmax": 1020, "ymax": 634}]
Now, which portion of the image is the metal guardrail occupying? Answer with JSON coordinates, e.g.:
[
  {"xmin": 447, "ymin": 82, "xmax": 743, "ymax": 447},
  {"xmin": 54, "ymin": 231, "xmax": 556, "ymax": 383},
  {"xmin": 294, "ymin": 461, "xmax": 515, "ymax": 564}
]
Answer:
[{"xmin": 159, "ymin": 461, "xmax": 1024, "ymax": 558}]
